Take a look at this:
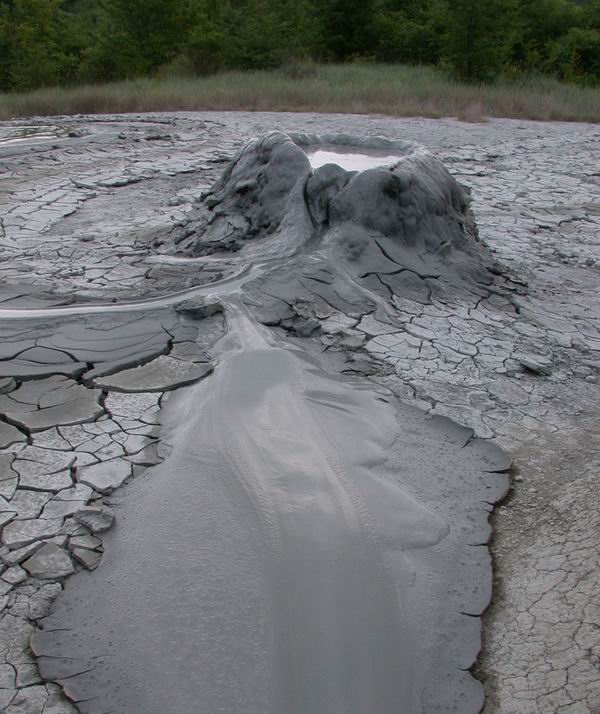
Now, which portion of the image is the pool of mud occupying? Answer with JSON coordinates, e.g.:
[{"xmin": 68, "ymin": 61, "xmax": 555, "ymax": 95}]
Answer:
[
  {"xmin": 305, "ymin": 146, "xmax": 403, "ymax": 171},
  {"xmin": 0, "ymin": 125, "xmax": 75, "ymax": 147}
]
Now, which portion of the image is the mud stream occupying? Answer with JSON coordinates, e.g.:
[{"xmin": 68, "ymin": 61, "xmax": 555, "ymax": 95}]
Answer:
[{"xmin": 32, "ymin": 296, "xmax": 507, "ymax": 713}]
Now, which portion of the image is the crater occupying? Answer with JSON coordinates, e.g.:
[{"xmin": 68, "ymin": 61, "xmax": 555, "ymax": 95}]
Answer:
[{"xmin": 305, "ymin": 146, "xmax": 403, "ymax": 171}]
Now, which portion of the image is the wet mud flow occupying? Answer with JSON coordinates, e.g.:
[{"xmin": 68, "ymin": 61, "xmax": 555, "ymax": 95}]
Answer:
[{"xmin": 31, "ymin": 294, "xmax": 506, "ymax": 713}]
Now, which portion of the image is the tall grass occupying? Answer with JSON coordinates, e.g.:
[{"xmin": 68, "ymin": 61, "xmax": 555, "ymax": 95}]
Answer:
[{"xmin": 1, "ymin": 64, "xmax": 599, "ymax": 122}]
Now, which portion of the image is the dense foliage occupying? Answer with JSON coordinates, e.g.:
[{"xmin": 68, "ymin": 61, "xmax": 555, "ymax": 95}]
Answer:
[{"xmin": 1, "ymin": 0, "xmax": 599, "ymax": 91}]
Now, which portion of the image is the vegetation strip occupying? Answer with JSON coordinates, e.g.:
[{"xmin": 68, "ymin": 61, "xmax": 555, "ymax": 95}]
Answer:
[{"xmin": 2, "ymin": 64, "xmax": 600, "ymax": 123}]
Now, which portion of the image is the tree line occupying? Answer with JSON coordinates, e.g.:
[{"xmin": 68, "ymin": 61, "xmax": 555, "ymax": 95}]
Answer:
[{"xmin": 1, "ymin": 0, "xmax": 599, "ymax": 92}]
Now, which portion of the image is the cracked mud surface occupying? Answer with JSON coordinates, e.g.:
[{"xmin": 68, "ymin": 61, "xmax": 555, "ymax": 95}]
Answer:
[{"xmin": 0, "ymin": 112, "xmax": 599, "ymax": 713}]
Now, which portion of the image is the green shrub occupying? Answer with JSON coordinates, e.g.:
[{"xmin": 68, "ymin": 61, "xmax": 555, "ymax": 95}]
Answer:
[
  {"xmin": 1, "ymin": 0, "xmax": 599, "ymax": 92},
  {"xmin": 438, "ymin": 0, "xmax": 518, "ymax": 82},
  {"xmin": 548, "ymin": 28, "xmax": 600, "ymax": 85}
]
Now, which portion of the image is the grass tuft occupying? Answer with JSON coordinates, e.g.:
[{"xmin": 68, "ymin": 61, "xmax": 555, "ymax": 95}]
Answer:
[{"xmin": 1, "ymin": 64, "xmax": 599, "ymax": 122}]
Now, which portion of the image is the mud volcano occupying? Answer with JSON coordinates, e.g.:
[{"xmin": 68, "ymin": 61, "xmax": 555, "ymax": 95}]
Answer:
[{"xmin": 32, "ymin": 133, "xmax": 510, "ymax": 713}]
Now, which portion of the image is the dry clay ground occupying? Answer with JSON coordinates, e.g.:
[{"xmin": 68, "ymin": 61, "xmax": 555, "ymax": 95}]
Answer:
[{"xmin": 0, "ymin": 112, "xmax": 599, "ymax": 713}]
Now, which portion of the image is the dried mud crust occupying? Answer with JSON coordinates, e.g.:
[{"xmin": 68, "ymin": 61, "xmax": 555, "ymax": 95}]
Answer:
[{"xmin": 0, "ymin": 112, "xmax": 599, "ymax": 713}]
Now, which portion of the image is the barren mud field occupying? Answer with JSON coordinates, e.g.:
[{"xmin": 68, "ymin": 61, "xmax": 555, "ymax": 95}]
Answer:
[{"xmin": 0, "ymin": 112, "xmax": 599, "ymax": 714}]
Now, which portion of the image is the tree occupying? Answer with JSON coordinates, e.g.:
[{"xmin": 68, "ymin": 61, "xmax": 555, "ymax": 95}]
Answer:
[
  {"xmin": 0, "ymin": 0, "xmax": 79, "ymax": 91},
  {"xmin": 548, "ymin": 27, "xmax": 600, "ymax": 83},
  {"xmin": 270, "ymin": 0, "xmax": 323, "ymax": 64},
  {"xmin": 181, "ymin": 0, "xmax": 322, "ymax": 73},
  {"xmin": 584, "ymin": 0, "xmax": 600, "ymax": 29},
  {"xmin": 176, "ymin": 0, "xmax": 231, "ymax": 75},
  {"xmin": 1, "ymin": 0, "xmax": 600, "ymax": 92},
  {"xmin": 320, "ymin": 0, "xmax": 376, "ymax": 60},
  {"xmin": 373, "ymin": 0, "xmax": 445, "ymax": 65},
  {"xmin": 438, "ymin": 0, "xmax": 517, "ymax": 82},
  {"xmin": 79, "ymin": 0, "xmax": 186, "ymax": 82}
]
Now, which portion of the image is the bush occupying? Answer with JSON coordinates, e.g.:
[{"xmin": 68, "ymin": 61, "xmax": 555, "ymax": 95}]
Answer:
[
  {"xmin": 184, "ymin": 27, "xmax": 227, "ymax": 76},
  {"xmin": 0, "ymin": 0, "xmax": 77, "ymax": 91},
  {"xmin": 439, "ymin": 0, "xmax": 517, "ymax": 83},
  {"xmin": 279, "ymin": 59, "xmax": 320, "ymax": 80},
  {"xmin": 548, "ymin": 28, "xmax": 600, "ymax": 85},
  {"xmin": 1, "ymin": 0, "xmax": 600, "ymax": 92}
]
